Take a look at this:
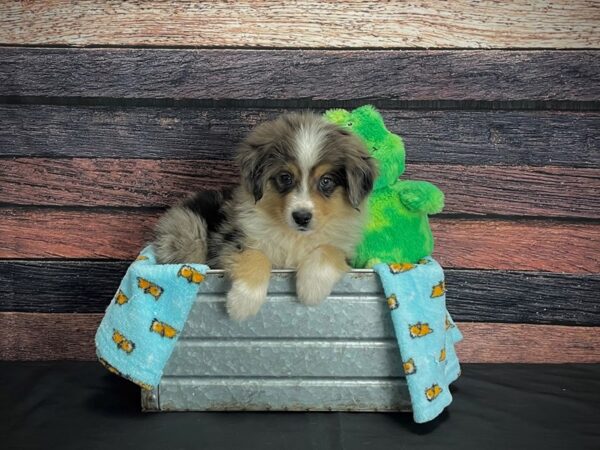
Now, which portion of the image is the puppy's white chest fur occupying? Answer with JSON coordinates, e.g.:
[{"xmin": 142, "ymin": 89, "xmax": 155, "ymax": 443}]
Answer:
[{"xmin": 240, "ymin": 205, "xmax": 362, "ymax": 269}]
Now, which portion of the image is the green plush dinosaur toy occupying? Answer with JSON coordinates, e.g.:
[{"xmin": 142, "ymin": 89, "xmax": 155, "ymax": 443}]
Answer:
[{"xmin": 325, "ymin": 105, "xmax": 445, "ymax": 268}]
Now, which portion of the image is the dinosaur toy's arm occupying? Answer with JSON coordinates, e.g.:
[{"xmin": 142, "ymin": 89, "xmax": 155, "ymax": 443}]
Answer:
[{"xmin": 393, "ymin": 180, "xmax": 444, "ymax": 214}]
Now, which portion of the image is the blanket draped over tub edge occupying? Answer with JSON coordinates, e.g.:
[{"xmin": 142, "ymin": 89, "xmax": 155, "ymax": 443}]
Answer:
[
  {"xmin": 95, "ymin": 247, "xmax": 462, "ymax": 423},
  {"xmin": 95, "ymin": 245, "xmax": 208, "ymax": 389},
  {"xmin": 373, "ymin": 259, "xmax": 462, "ymax": 423}
]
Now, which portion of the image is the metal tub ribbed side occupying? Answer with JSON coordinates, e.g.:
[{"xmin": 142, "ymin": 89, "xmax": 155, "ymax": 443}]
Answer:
[{"xmin": 143, "ymin": 270, "xmax": 410, "ymax": 412}]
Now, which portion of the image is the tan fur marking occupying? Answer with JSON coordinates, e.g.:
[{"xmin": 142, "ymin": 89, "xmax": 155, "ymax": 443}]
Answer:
[
  {"xmin": 309, "ymin": 163, "xmax": 357, "ymax": 228},
  {"xmin": 287, "ymin": 164, "xmax": 301, "ymax": 180},
  {"xmin": 312, "ymin": 187, "xmax": 356, "ymax": 229},
  {"xmin": 257, "ymin": 185, "xmax": 287, "ymax": 225},
  {"xmin": 229, "ymin": 248, "xmax": 272, "ymax": 288},
  {"xmin": 311, "ymin": 163, "xmax": 334, "ymax": 180}
]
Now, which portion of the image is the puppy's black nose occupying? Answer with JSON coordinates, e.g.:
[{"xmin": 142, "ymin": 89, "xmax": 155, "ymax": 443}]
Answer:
[{"xmin": 292, "ymin": 210, "xmax": 312, "ymax": 227}]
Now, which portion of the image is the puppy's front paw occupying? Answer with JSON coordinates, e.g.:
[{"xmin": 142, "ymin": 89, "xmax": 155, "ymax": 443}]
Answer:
[
  {"xmin": 226, "ymin": 279, "xmax": 268, "ymax": 321},
  {"xmin": 296, "ymin": 262, "xmax": 344, "ymax": 306}
]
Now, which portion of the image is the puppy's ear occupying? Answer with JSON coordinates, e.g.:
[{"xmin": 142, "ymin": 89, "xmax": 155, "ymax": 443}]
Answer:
[
  {"xmin": 236, "ymin": 142, "xmax": 271, "ymax": 202},
  {"xmin": 346, "ymin": 153, "xmax": 377, "ymax": 209}
]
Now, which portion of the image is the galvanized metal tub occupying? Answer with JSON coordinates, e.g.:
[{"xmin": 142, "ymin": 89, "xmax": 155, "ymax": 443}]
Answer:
[{"xmin": 142, "ymin": 269, "xmax": 410, "ymax": 412}]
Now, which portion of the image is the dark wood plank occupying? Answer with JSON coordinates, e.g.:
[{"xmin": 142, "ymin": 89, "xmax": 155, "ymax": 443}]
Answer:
[
  {"xmin": 2, "ymin": 313, "xmax": 598, "ymax": 363},
  {"xmin": 2, "ymin": 1, "xmax": 599, "ymax": 48},
  {"xmin": 1, "ymin": 105, "xmax": 598, "ymax": 166},
  {"xmin": 2, "ymin": 209, "xmax": 598, "ymax": 274},
  {"xmin": 1, "ymin": 48, "xmax": 598, "ymax": 101},
  {"xmin": 2, "ymin": 159, "xmax": 598, "ymax": 218},
  {"xmin": 0, "ymin": 261, "xmax": 598, "ymax": 326},
  {"xmin": 446, "ymin": 270, "xmax": 600, "ymax": 326},
  {"xmin": 0, "ymin": 261, "xmax": 129, "ymax": 314}
]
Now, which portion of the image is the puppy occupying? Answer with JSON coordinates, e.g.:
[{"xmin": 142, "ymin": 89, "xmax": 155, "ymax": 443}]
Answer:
[{"xmin": 154, "ymin": 112, "xmax": 377, "ymax": 320}]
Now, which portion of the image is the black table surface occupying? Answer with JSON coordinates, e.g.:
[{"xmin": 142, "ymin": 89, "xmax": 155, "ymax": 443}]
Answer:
[{"xmin": 1, "ymin": 362, "xmax": 599, "ymax": 450}]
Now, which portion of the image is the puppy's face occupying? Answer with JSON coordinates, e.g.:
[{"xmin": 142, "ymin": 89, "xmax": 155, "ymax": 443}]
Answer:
[{"xmin": 237, "ymin": 112, "xmax": 377, "ymax": 233}]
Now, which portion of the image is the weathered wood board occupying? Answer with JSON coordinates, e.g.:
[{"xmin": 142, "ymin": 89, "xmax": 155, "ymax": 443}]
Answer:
[
  {"xmin": 2, "ymin": 160, "xmax": 598, "ymax": 218},
  {"xmin": 2, "ymin": 1, "xmax": 599, "ymax": 48},
  {"xmin": 2, "ymin": 49, "xmax": 599, "ymax": 102},
  {"xmin": 2, "ymin": 106, "xmax": 598, "ymax": 166},
  {"xmin": 1, "ymin": 210, "xmax": 599, "ymax": 274}
]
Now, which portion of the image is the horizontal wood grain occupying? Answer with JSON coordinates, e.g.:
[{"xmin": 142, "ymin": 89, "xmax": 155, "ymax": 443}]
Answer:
[
  {"xmin": 1, "ymin": 209, "xmax": 599, "ymax": 274},
  {"xmin": 0, "ymin": 313, "xmax": 101, "ymax": 360},
  {"xmin": 403, "ymin": 164, "xmax": 600, "ymax": 219},
  {"xmin": 433, "ymin": 220, "xmax": 600, "ymax": 274},
  {"xmin": 2, "ymin": 159, "xmax": 598, "ymax": 218},
  {"xmin": 0, "ymin": 158, "xmax": 236, "ymax": 207},
  {"xmin": 2, "ymin": 105, "xmax": 598, "ymax": 166},
  {"xmin": 1, "ymin": 1, "xmax": 598, "ymax": 48},
  {"xmin": 1, "ymin": 48, "xmax": 598, "ymax": 101},
  {"xmin": 1, "ymin": 313, "xmax": 598, "ymax": 363},
  {"xmin": 455, "ymin": 323, "xmax": 600, "ymax": 364},
  {"xmin": 0, "ymin": 209, "xmax": 157, "ymax": 260},
  {"xmin": 1, "ymin": 261, "xmax": 598, "ymax": 326}
]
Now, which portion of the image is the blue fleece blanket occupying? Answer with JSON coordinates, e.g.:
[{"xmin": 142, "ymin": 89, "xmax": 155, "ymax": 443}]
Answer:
[
  {"xmin": 374, "ymin": 257, "xmax": 463, "ymax": 423},
  {"xmin": 95, "ymin": 245, "xmax": 208, "ymax": 389}
]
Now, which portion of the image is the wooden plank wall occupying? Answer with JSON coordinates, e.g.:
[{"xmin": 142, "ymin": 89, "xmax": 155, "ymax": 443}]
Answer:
[{"xmin": 0, "ymin": 1, "xmax": 599, "ymax": 363}]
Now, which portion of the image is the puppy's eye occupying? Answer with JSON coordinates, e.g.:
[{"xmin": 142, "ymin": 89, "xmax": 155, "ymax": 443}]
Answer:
[
  {"xmin": 319, "ymin": 175, "xmax": 336, "ymax": 192},
  {"xmin": 276, "ymin": 172, "xmax": 293, "ymax": 188}
]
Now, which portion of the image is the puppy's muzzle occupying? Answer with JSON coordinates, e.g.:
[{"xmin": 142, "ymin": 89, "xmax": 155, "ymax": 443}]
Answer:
[{"xmin": 292, "ymin": 209, "xmax": 312, "ymax": 228}]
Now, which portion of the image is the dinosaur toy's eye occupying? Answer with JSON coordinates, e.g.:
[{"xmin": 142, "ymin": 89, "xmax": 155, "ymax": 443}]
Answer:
[{"xmin": 346, "ymin": 122, "xmax": 353, "ymax": 127}]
